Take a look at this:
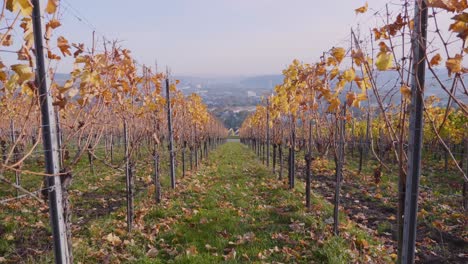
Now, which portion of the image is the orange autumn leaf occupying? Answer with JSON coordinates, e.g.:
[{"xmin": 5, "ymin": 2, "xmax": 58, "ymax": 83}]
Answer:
[
  {"xmin": 426, "ymin": 0, "xmax": 468, "ymax": 12},
  {"xmin": 452, "ymin": 12, "xmax": 468, "ymax": 23},
  {"xmin": 327, "ymin": 97, "xmax": 341, "ymax": 112},
  {"xmin": 47, "ymin": 50, "xmax": 61, "ymax": 60},
  {"xmin": 449, "ymin": 18, "xmax": 468, "ymax": 40},
  {"xmin": 446, "ymin": 54, "xmax": 463, "ymax": 76},
  {"xmin": 0, "ymin": 34, "xmax": 13, "ymax": 46},
  {"xmin": 346, "ymin": 92, "xmax": 356, "ymax": 107},
  {"xmin": 430, "ymin": 53, "xmax": 442, "ymax": 66},
  {"xmin": 355, "ymin": 2, "xmax": 368, "ymax": 14},
  {"xmin": 72, "ymin": 43, "xmax": 85, "ymax": 58},
  {"xmin": 57, "ymin": 36, "xmax": 72, "ymax": 56},
  {"xmin": 346, "ymin": 92, "xmax": 367, "ymax": 107},
  {"xmin": 352, "ymin": 49, "xmax": 365, "ymax": 66},
  {"xmin": 47, "ymin": 19, "xmax": 62, "ymax": 29}
]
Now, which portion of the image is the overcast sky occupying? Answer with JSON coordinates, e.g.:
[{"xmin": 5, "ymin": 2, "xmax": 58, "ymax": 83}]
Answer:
[{"xmin": 52, "ymin": 0, "xmax": 399, "ymax": 76}]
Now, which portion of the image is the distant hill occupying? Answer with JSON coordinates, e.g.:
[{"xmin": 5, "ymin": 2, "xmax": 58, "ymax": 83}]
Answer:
[
  {"xmin": 239, "ymin": 75, "xmax": 284, "ymax": 89},
  {"xmin": 48, "ymin": 70, "xmax": 465, "ymax": 129},
  {"xmin": 49, "ymin": 70, "xmax": 464, "ymax": 104}
]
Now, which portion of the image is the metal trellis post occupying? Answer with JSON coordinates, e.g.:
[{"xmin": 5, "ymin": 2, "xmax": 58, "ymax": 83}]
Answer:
[
  {"xmin": 401, "ymin": 1, "xmax": 428, "ymax": 263},
  {"xmin": 32, "ymin": 0, "xmax": 71, "ymax": 262}
]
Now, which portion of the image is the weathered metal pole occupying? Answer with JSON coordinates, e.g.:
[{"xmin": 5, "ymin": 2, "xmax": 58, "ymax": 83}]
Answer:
[
  {"xmin": 32, "ymin": 0, "xmax": 71, "ymax": 262},
  {"xmin": 401, "ymin": 1, "xmax": 428, "ymax": 263}
]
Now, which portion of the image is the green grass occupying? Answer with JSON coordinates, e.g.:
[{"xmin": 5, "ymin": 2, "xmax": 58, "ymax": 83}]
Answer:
[
  {"xmin": 1, "ymin": 142, "xmax": 392, "ymax": 263},
  {"xmin": 71, "ymin": 142, "xmax": 390, "ymax": 263}
]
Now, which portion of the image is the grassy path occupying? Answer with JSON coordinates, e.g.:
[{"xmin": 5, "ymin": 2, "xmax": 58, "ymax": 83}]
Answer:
[
  {"xmin": 68, "ymin": 142, "xmax": 391, "ymax": 263},
  {"xmin": 148, "ymin": 142, "xmax": 323, "ymax": 263}
]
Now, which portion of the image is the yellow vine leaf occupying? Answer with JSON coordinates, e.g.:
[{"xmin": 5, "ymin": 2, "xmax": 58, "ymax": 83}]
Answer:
[
  {"xmin": 375, "ymin": 52, "xmax": 393, "ymax": 71},
  {"xmin": 45, "ymin": 0, "xmax": 59, "ymax": 14},
  {"xmin": 449, "ymin": 21, "xmax": 466, "ymax": 32},
  {"xmin": 336, "ymin": 79, "xmax": 346, "ymax": 91},
  {"xmin": 11, "ymin": 64, "xmax": 34, "ymax": 83},
  {"xmin": 342, "ymin": 68, "xmax": 355, "ymax": 82},
  {"xmin": 327, "ymin": 97, "xmax": 341, "ymax": 112},
  {"xmin": 452, "ymin": 12, "xmax": 468, "ymax": 23},
  {"xmin": 327, "ymin": 56, "xmax": 337, "ymax": 67},
  {"xmin": 355, "ymin": 2, "xmax": 368, "ymax": 14},
  {"xmin": 329, "ymin": 67, "xmax": 339, "ymax": 80},
  {"xmin": 21, "ymin": 82, "xmax": 34, "ymax": 96},
  {"xmin": 20, "ymin": 17, "xmax": 33, "ymax": 44},
  {"xmin": 355, "ymin": 76, "xmax": 371, "ymax": 92},
  {"xmin": 430, "ymin": 53, "xmax": 442, "ymax": 66},
  {"xmin": 448, "ymin": 18, "xmax": 468, "ymax": 40},
  {"xmin": 446, "ymin": 54, "xmax": 462, "ymax": 76},
  {"xmin": 331, "ymin": 47, "xmax": 346, "ymax": 63},
  {"xmin": 400, "ymin": 85, "xmax": 411, "ymax": 100},
  {"xmin": 409, "ymin": 19, "xmax": 414, "ymax": 31},
  {"xmin": 6, "ymin": 0, "xmax": 33, "ymax": 17},
  {"xmin": 74, "ymin": 56, "xmax": 87, "ymax": 64},
  {"xmin": 6, "ymin": 74, "xmax": 19, "ymax": 91},
  {"xmin": 356, "ymin": 92, "xmax": 367, "ymax": 104},
  {"xmin": 18, "ymin": 0, "xmax": 33, "ymax": 17},
  {"xmin": 346, "ymin": 92, "xmax": 367, "ymax": 108},
  {"xmin": 0, "ymin": 69, "xmax": 6, "ymax": 82}
]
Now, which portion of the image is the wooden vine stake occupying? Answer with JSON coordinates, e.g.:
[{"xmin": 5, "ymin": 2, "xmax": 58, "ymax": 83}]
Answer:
[
  {"xmin": 305, "ymin": 119, "xmax": 313, "ymax": 210},
  {"xmin": 165, "ymin": 74, "xmax": 176, "ymax": 189},
  {"xmin": 124, "ymin": 120, "xmax": 134, "ymax": 231},
  {"xmin": 333, "ymin": 104, "xmax": 346, "ymax": 235},
  {"xmin": 266, "ymin": 98, "xmax": 270, "ymax": 167},
  {"xmin": 9, "ymin": 120, "xmax": 21, "ymax": 197}
]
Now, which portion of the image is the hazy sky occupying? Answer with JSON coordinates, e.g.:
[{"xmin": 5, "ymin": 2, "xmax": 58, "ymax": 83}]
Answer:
[{"xmin": 56, "ymin": 0, "xmax": 391, "ymax": 76}]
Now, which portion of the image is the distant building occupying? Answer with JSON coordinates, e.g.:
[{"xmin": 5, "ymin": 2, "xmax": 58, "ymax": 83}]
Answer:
[{"xmin": 247, "ymin": 91, "xmax": 256, "ymax": 97}]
